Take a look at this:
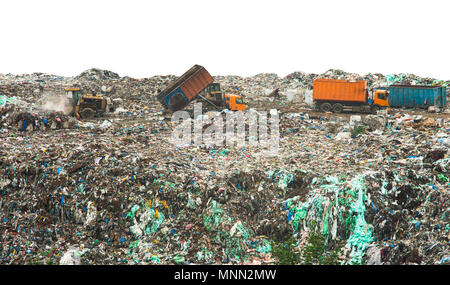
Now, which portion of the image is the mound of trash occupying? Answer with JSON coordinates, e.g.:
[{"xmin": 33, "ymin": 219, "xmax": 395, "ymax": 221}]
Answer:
[{"xmin": 0, "ymin": 103, "xmax": 448, "ymax": 265}]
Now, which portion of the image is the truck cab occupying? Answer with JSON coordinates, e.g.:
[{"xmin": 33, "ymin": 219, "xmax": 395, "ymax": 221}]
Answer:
[
  {"xmin": 223, "ymin": 94, "xmax": 246, "ymax": 111},
  {"xmin": 373, "ymin": 89, "xmax": 389, "ymax": 107}
]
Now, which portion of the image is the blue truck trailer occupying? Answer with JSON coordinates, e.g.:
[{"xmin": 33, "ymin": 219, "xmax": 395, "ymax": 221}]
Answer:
[{"xmin": 377, "ymin": 85, "xmax": 447, "ymax": 109}]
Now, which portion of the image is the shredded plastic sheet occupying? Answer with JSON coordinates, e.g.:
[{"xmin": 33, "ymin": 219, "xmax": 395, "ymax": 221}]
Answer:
[
  {"xmin": 128, "ymin": 204, "xmax": 165, "ymax": 237},
  {"xmin": 288, "ymin": 175, "xmax": 344, "ymax": 234},
  {"xmin": 196, "ymin": 249, "xmax": 214, "ymax": 261},
  {"xmin": 59, "ymin": 247, "xmax": 89, "ymax": 265},
  {"xmin": 345, "ymin": 175, "xmax": 373, "ymax": 264},
  {"xmin": 203, "ymin": 200, "xmax": 256, "ymax": 260},
  {"xmin": 268, "ymin": 169, "xmax": 294, "ymax": 190},
  {"xmin": 256, "ymin": 239, "xmax": 272, "ymax": 253},
  {"xmin": 435, "ymin": 158, "xmax": 450, "ymax": 172},
  {"xmin": 381, "ymin": 179, "xmax": 389, "ymax": 195},
  {"xmin": 203, "ymin": 200, "xmax": 227, "ymax": 232},
  {"xmin": 173, "ymin": 255, "xmax": 185, "ymax": 264},
  {"xmin": 149, "ymin": 256, "xmax": 160, "ymax": 264},
  {"xmin": 0, "ymin": 95, "xmax": 17, "ymax": 106},
  {"xmin": 285, "ymin": 174, "xmax": 375, "ymax": 264}
]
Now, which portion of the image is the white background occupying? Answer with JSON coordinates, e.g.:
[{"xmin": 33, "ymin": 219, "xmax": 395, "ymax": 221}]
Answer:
[{"xmin": 0, "ymin": 0, "xmax": 448, "ymax": 78}]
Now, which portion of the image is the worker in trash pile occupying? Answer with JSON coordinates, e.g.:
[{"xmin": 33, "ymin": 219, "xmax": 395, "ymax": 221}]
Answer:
[{"xmin": 273, "ymin": 88, "xmax": 280, "ymax": 99}]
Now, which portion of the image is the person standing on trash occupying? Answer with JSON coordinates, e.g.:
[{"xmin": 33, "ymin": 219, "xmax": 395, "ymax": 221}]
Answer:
[{"xmin": 273, "ymin": 88, "xmax": 280, "ymax": 99}]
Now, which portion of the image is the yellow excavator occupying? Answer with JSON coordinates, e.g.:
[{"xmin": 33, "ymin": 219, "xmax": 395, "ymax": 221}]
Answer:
[
  {"xmin": 64, "ymin": 87, "xmax": 110, "ymax": 119},
  {"xmin": 200, "ymin": 83, "xmax": 246, "ymax": 111}
]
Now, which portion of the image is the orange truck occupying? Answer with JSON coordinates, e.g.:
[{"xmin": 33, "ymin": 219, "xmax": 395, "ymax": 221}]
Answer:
[
  {"xmin": 223, "ymin": 93, "xmax": 246, "ymax": 111},
  {"xmin": 313, "ymin": 79, "xmax": 388, "ymax": 113}
]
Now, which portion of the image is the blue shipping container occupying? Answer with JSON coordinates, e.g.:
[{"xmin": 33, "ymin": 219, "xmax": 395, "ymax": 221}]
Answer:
[
  {"xmin": 388, "ymin": 86, "xmax": 447, "ymax": 108},
  {"xmin": 157, "ymin": 87, "xmax": 189, "ymax": 112}
]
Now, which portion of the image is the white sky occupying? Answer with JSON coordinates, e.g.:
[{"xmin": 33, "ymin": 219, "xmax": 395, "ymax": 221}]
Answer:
[{"xmin": 0, "ymin": 0, "xmax": 449, "ymax": 79}]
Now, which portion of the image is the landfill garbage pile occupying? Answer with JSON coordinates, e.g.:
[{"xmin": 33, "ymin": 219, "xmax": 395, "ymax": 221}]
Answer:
[
  {"xmin": 0, "ymin": 87, "xmax": 448, "ymax": 266},
  {"xmin": 74, "ymin": 68, "xmax": 121, "ymax": 81},
  {"xmin": 286, "ymin": 69, "xmax": 449, "ymax": 90},
  {"xmin": 0, "ymin": 68, "xmax": 449, "ymax": 265},
  {"xmin": 1, "ymin": 68, "xmax": 449, "ymax": 113},
  {"xmin": 0, "ymin": 69, "xmax": 177, "ymax": 112}
]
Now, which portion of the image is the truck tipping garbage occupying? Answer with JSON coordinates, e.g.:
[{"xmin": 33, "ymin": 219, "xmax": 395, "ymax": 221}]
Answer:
[
  {"xmin": 157, "ymin": 65, "xmax": 213, "ymax": 112},
  {"xmin": 157, "ymin": 65, "xmax": 246, "ymax": 112}
]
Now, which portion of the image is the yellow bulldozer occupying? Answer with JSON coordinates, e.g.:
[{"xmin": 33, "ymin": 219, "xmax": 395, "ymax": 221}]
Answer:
[
  {"xmin": 64, "ymin": 87, "xmax": 111, "ymax": 119},
  {"xmin": 200, "ymin": 83, "xmax": 246, "ymax": 111}
]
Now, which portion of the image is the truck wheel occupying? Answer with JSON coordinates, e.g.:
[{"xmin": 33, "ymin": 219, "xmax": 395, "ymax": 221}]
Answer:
[
  {"xmin": 332, "ymin": 103, "xmax": 343, "ymax": 113},
  {"xmin": 169, "ymin": 92, "xmax": 187, "ymax": 112},
  {"xmin": 320, "ymin": 103, "xmax": 332, "ymax": 112},
  {"xmin": 371, "ymin": 105, "xmax": 379, "ymax": 114},
  {"xmin": 80, "ymin": 108, "xmax": 95, "ymax": 119}
]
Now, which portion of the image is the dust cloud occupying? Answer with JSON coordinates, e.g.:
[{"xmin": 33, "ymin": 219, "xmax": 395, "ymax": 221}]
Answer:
[{"xmin": 36, "ymin": 91, "xmax": 73, "ymax": 115}]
